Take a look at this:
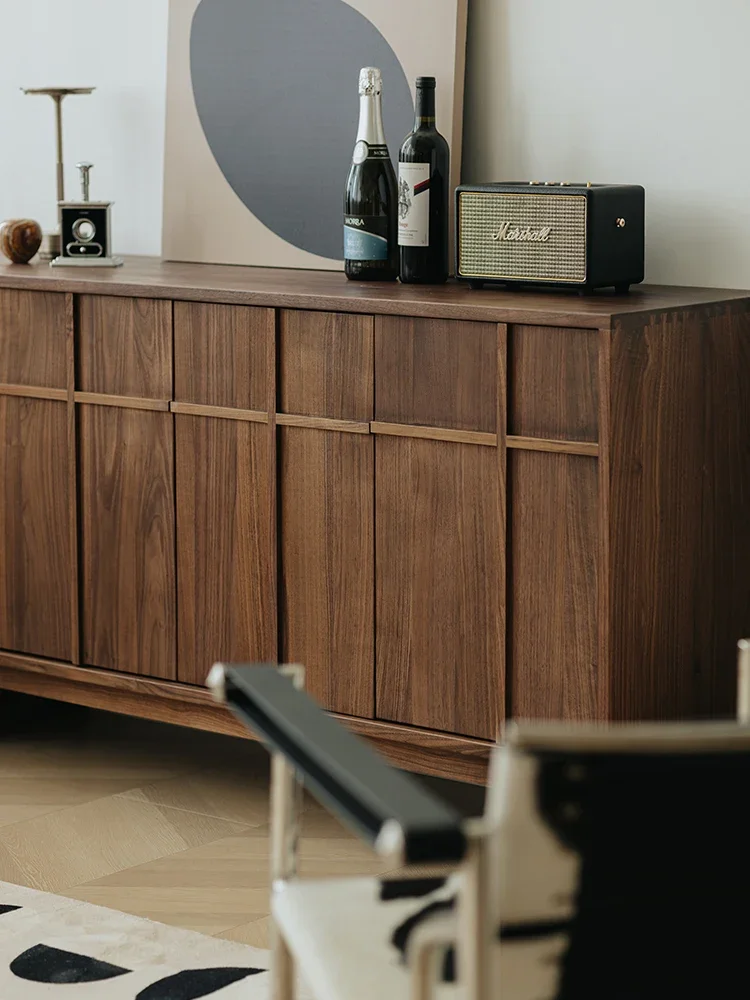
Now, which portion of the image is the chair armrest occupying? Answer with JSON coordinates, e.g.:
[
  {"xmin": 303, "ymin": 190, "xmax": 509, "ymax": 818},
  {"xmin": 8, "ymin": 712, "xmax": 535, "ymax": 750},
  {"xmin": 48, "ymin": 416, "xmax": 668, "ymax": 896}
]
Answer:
[{"xmin": 209, "ymin": 663, "xmax": 467, "ymax": 866}]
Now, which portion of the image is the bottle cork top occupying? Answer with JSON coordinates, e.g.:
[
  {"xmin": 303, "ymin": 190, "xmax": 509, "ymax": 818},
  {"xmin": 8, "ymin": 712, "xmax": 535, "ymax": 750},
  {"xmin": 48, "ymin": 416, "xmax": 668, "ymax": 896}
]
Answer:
[{"xmin": 358, "ymin": 67, "xmax": 382, "ymax": 96}]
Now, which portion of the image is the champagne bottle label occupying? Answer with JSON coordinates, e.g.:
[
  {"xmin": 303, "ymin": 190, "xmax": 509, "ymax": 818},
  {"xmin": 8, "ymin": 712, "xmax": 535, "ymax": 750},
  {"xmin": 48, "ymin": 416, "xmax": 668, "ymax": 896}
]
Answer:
[
  {"xmin": 398, "ymin": 163, "xmax": 430, "ymax": 247},
  {"xmin": 344, "ymin": 215, "xmax": 389, "ymax": 260},
  {"xmin": 353, "ymin": 142, "xmax": 390, "ymax": 164}
]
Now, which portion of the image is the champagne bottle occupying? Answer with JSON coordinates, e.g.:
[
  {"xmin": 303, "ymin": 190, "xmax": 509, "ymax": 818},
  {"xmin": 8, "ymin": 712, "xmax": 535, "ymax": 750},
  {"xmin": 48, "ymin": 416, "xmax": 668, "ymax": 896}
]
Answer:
[
  {"xmin": 398, "ymin": 77, "xmax": 450, "ymax": 284},
  {"xmin": 344, "ymin": 67, "xmax": 398, "ymax": 281}
]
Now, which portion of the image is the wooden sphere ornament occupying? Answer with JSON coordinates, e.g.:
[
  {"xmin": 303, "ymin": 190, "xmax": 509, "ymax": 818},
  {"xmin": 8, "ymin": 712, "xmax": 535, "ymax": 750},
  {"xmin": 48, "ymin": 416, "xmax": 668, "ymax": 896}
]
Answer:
[{"xmin": 0, "ymin": 219, "xmax": 43, "ymax": 264}]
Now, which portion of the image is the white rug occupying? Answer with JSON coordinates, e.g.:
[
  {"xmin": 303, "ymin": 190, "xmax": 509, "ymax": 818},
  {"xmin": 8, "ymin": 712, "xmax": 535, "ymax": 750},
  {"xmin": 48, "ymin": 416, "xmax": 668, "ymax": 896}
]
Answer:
[{"xmin": 0, "ymin": 880, "xmax": 284, "ymax": 998}]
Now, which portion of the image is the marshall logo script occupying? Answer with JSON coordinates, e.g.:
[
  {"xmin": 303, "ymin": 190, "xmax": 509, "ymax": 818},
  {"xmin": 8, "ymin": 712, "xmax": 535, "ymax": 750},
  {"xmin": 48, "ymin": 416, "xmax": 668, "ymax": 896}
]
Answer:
[{"xmin": 491, "ymin": 222, "xmax": 551, "ymax": 243}]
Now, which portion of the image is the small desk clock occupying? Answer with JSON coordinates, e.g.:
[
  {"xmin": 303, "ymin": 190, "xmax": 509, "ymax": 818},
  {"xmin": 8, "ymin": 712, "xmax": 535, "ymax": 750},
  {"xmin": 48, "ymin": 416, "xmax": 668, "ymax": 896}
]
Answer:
[{"xmin": 51, "ymin": 162, "xmax": 123, "ymax": 267}]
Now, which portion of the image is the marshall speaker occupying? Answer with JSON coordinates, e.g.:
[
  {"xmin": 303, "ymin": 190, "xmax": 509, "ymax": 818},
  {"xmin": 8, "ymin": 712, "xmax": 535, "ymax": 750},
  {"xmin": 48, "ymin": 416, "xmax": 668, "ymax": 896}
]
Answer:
[{"xmin": 455, "ymin": 182, "xmax": 644, "ymax": 292}]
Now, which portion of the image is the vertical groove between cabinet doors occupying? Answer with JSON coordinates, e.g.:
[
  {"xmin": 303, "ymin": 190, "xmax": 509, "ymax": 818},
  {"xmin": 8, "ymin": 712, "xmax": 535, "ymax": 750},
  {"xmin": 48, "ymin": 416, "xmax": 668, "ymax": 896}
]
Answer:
[
  {"xmin": 370, "ymin": 314, "xmax": 377, "ymax": 716},
  {"xmin": 597, "ymin": 328, "xmax": 612, "ymax": 720},
  {"xmin": 270, "ymin": 308, "xmax": 280, "ymax": 663},
  {"xmin": 171, "ymin": 300, "xmax": 179, "ymax": 679},
  {"xmin": 498, "ymin": 323, "xmax": 508, "ymax": 728},
  {"xmin": 65, "ymin": 293, "xmax": 80, "ymax": 665}
]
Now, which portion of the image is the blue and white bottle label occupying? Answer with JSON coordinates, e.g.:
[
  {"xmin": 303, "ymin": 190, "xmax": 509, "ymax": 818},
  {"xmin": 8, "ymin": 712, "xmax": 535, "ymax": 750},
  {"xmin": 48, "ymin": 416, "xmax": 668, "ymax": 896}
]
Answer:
[
  {"xmin": 398, "ymin": 162, "xmax": 430, "ymax": 247},
  {"xmin": 344, "ymin": 215, "xmax": 389, "ymax": 261}
]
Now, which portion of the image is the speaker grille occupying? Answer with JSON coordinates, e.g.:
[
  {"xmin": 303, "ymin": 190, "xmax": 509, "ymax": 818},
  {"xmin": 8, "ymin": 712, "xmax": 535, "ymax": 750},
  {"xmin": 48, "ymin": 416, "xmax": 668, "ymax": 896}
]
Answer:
[{"xmin": 458, "ymin": 192, "xmax": 587, "ymax": 283}]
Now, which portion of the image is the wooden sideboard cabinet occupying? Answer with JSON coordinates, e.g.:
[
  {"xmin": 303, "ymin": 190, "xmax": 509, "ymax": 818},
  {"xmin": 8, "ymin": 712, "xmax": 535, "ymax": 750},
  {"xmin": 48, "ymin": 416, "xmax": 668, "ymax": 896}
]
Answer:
[{"xmin": 0, "ymin": 258, "xmax": 749, "ymax": 783}]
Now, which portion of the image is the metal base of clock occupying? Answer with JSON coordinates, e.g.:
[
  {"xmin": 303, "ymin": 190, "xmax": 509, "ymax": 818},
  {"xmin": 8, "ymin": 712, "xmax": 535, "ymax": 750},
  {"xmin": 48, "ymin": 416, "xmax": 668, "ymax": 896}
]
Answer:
[
  {"xmin": 37, "ymin": 233, "xmax": 61, "ymax": 261},
  {"xmin": 50, "ymin": 256, "xmax": 124, "ymax": 268}
]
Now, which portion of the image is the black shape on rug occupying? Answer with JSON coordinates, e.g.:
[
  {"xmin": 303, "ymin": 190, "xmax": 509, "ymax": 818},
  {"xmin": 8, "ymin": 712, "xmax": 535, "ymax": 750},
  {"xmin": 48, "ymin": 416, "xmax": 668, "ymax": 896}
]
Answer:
[
  {"xmin": 0, "ymin": 905, "xmax": 21, "ymax": 915},
  {"xmin": 10, "ymin": 943, "xmax": 131, "ymax": 983},
  {"xmin": 136, "ymin": 967, "xmax": 265, "ymax": 999},
  {"xmin": 391, "ymin": 897, "xmax": 457, "ymax": 983},
  {"xmin": 379, "ymin": 877, "xmax": 447, "ymax": 901}
]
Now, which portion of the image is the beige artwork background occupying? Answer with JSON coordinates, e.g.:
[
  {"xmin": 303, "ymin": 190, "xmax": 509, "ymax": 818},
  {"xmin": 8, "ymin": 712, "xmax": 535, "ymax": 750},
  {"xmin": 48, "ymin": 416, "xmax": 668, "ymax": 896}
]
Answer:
[{"xmin": 162, "ymin": 0, "xmax": 467, "ymax": 270}]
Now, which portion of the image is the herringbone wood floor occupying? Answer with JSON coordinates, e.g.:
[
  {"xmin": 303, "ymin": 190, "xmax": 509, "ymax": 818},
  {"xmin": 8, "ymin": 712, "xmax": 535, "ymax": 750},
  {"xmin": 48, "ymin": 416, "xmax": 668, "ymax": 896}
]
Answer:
[{"xmin": 0, "ymin": 693, "xmax": 483, "ymax": 947}]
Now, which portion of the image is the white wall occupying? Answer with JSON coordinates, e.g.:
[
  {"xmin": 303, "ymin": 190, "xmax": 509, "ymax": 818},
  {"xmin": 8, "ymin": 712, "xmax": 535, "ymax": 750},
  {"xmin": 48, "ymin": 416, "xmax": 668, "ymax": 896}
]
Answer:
[
  {"xmin": 0, "ymin": 0, "xmax": 169, "ymax": 256},
  {"xmin": 2, "ymin": 0, "xmax": 749, "ymax": 287},
  {"xmin": 462, "ymin": 0, "xmax": 750, "ymax": 288}
]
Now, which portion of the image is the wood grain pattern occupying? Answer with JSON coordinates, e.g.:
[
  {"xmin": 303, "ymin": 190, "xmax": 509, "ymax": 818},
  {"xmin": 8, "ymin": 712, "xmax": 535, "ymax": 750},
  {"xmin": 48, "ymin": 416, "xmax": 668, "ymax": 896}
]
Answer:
[
  {"xmin": 74, "ymin": 392, "xmax": 170, "ymax": 411},
  {"xmin": 0, "ymin": 384, "xmax": 67, "ymax": 400},
  {"xmin": 80, "ymin": 405, "xmax": 176, "ymax": 679},
  {"xmin": 174, "ymin": 301, "xmax": 271, "ymax": 409},
  {"xmin": 176, "ymin": 415, "xmax": 274, "ymax": 686},
  {"xmin": 596, "ymin": 328, "xmax": 612, "ymax": 720},
  {"xmin": 506, "ymin": 436, "xmax": 599, "ymax": 457},
  {"xmin": 65, "ymin": 293, "xmax": 80, "ymax": 665},
  {"xmin": 276, "ymin": 413, "xmax": 369, "ymax": 434},
  {"xmin": 0, "ymin": 397, "xmax": 71, "ymax": 660},
  {"xmin": 497, "ymin": 324, "xmax": 508, "ymax": 722},
  {"xmin": 0, "ymin": 288, "xmax": 66, "ymax": 388},
  {"xmin": 376, "ymin": 436, "xmax": 502, "ymax": 739},
  {"xmin": 509, "ymin": 325, "xmax": 599, "ymax": 440},
  {"xmin": 267, "ymin": 310, "xmax": 278, "ymax": 663},
  {"xmin": 279, "ymin": 310, "xmax": 373, "ymax": 420},
  {"xmin": 370, "ymin": 422, "xmax": 497, "ymax": 446},
  {"xmin": 77, "ymin": 295, "xmax": 172, "ymax": 398},
  {"xmin": 509, "ymin": 451, "xmax": 600, "ymax": 720},
  {"xmin": 280, "ymin": 426, "xmax": 374, "ymax": 717},
  {"xmin": 2, "ymin": 258, "xmax": 747, "ymax": 328},
  {"xmin": 339, "ymin": 715, "xmax": 490, "ymax": 785},
  {"xmin": 0, "ymin": 267, "xmax": 746, "ymax": 780},
  {"xmin": 697, "ymin": 306, "xmax": 750, "ymax": 716},
  {"xmin": 609, "ymin": 305, "xmax": 750, "ymax": 720},
  {"xmin": 375, "ymin": 316, "xmax": 498, "ymax": 432},
  {"xmin": 171, "ymin": 402, "xmax": 268, "ymax": 422},
  {"xmin": 0, "ymin": 653, "xmax": 490, "ymax": 783}
]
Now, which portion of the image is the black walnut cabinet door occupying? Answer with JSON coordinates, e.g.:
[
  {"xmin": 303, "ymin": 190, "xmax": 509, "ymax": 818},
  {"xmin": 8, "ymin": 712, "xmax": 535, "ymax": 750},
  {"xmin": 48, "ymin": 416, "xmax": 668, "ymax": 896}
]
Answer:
[
  {"xmin": 174, "ymin": 302, "xmax": 275, "ymax": 686},
  {"xmin": 373, "ymin": 316, "xmax": 503, "ymax": 740},
  {"xmin": 0, "ymin": 289, "xmax": 71, "ymax": 660},
  {"xmin": 78, "ymin": 296, "xmax": 176, "ymax": 679},
  {"xmin": 278, "ymin": 309, "xmax": 375, "ymax": 718}
]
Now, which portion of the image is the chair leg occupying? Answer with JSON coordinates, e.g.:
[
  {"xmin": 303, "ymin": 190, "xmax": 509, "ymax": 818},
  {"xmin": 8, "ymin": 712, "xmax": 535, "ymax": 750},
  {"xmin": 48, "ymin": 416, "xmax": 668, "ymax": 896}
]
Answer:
[
  {"xmin": 269, "ymin": 670, "xmax": 303, "ymax": 1000},
  {"xmin": 738, "ymin": 640, "xmax": 750, "ymax": 723},
  {"xmin": 459, "ymin": 823, "xmax": 491, "ymax": 1000},
  {"xmin": 272, "ymin": 921, "xmax": 296, "ymax": 1000}
]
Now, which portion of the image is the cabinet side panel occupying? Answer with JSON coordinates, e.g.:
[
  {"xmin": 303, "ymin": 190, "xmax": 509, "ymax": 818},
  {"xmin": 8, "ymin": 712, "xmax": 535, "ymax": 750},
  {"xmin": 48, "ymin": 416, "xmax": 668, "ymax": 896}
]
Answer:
[
  {"xmin": 699, "ymin": 306, "xmax": 750, "ymax": 713},
  {"xmin": 78, "ymin": 296, "xmax": 172, "ymax": 398},
  {"xmin": 509, "ymin": 451, "xmax": 600, "ymax": 720},
  {"xmin": 610, "ymin": 306, "xmax": 750, "ymax": 719},
  {"xmin": 176, "ymin": 415, "xmax": 273, "ymax": 685},
  {"xmin": 280, "ymin": 426, "xmax": 374, "ymax": 717},
  {"xmin": 80, "ymin": 406, "xmax": 176, "ymax": 678},
  {"xmin": 0, "ymin": 289, "xmax": 67, "ymax": 388},
  {"xmin": 376, "ymin": 436, "xmax": 502, "ymax": 739},
  {"xmin": 174, "ymin": 302, "xmax": 270, "ymax": 410},
  {"xmin": 0, "ymin": 397, "xmax": 71, "ymax": 659}
]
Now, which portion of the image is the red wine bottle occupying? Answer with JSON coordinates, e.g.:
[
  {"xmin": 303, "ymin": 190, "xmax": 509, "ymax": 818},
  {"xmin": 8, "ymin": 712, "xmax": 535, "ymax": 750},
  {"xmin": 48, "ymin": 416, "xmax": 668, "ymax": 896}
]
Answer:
[
  {"xmin": 398, "ymin": 77, "xmax": 450, "ymax": 284},
  {"xmin": 344, "ymin": 68, "xmax": 398, "ymax": 281}
]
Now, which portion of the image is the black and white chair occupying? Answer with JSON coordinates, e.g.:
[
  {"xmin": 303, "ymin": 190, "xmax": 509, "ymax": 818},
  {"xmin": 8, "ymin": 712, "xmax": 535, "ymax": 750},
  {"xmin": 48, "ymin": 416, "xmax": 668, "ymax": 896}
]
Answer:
[{"xmin": 208, "ymin": 640, "xmax": 750, "ymax": 1000}]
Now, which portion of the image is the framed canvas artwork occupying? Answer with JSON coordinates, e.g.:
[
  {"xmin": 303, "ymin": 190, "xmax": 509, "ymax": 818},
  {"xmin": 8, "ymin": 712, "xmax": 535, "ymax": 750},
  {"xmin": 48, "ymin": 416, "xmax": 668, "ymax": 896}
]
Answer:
[{"xmin": 162, "ymin": 0, "xmax": 468, "ymax": 270}]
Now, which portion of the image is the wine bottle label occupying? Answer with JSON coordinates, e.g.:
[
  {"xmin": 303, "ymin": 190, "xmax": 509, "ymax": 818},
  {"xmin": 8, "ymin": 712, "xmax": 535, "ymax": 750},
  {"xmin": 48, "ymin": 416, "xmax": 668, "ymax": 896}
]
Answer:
[
  {"xmin": 398, "ymin": 162, "xmax": 430, "ymax": 247},
  {"xmin": 344, "ymin": 215, "xmax": 389, "ymax": 261}
]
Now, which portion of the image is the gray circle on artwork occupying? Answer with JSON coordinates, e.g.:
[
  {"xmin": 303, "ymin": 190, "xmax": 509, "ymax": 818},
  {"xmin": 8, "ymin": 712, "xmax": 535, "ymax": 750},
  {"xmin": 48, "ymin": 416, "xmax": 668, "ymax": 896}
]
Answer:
[{"xmin": 190, "ymin": 0, "xmax": 414, "ymax": 261}]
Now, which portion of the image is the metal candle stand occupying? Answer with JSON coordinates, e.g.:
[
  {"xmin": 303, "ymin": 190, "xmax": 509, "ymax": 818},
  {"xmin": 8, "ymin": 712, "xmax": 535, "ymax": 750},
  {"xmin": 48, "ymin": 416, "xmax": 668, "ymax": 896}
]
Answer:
[{"xmin": 22, "ymin": 87, "xmax": 95, "ymax": 260}]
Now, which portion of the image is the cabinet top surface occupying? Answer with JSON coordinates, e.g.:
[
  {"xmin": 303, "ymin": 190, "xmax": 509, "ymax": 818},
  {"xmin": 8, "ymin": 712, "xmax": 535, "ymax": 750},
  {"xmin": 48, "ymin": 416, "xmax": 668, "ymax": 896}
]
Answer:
[{"xmin": 1, "ymin": 256, "xmax": 747, "ymax": 327}]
